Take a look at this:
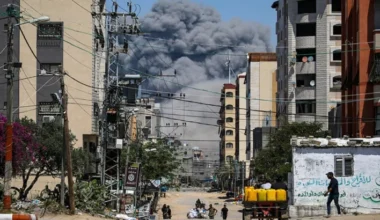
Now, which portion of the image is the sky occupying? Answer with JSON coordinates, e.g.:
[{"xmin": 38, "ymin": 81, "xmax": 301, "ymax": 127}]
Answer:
[{"xmin": 109, "ymin": 0, "xmax": 277, "ymax": 46}]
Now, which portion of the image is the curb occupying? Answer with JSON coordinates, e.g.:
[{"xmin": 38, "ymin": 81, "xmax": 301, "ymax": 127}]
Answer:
[{"xmin": 0, "ymin": 214, "xmax": 38, "ymax": 220}]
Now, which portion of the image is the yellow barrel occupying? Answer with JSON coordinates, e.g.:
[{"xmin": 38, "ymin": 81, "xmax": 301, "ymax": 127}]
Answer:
[
  {"xmin": 257, "ymin": 189, "xmax": 267, "ymax": 201},
  {"xmin": 248, "ymin": 189, "xmax": 258, "ymax": 202},
  {"xmin": 244, "ymin": 187, "xmax": 250, "ymax": 201},
  {"xmin": 276, "ymin": 189, "xmax": 287, "ymax": 201},
  {"xmin": 267, "ymin": 189, "xmax": 276, "ymax": 201}
]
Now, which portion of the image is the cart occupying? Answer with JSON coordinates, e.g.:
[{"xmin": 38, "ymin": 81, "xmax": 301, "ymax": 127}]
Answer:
[{"xmin": 242, "ymin": 201, "xmax": 288, "ymax": 220}]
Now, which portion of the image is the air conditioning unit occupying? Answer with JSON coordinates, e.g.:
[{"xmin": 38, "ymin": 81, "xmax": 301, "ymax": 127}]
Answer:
[
  {"xmin": 116, "ymin": 139, "xmax": 123, "ymax": 149},
  {"xmin": 42, "ymin": 116, "xmax": 55, "ymax": 123}
]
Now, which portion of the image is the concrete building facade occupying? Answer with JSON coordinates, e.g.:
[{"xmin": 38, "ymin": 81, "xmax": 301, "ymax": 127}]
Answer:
[
  {"xmin": 342, "ymin": 0, "xmax": 380, "ymax": 138},
  {"xmin": 245, "ymin": 53, "xmax": 277, "ymax": 167},
  {"xmin": 219, "ymin": 84, "xmax": 237, "ymax": 164},
  {"xmin": 235, "ymin": 73, "xmax": 247, "ymax": 163},
  {"xmin": 272, "ymin": 0, "xmax": 342, "ymax": 135},
  {"xmin": 0, "ymin": 0, "xmax": 99, "ymax": 147},
  {"xmin": 289, "ymin": 136, "xmax": 380, "ymax": 218}
]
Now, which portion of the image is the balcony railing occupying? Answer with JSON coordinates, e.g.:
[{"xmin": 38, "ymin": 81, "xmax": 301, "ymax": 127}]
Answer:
[
  {"xmin": 296, "ymin": 62, "xmax": 315, "ymax": 74},
  {"xmin": 295, "ymin": 86, "xmax": 316, "ymax": 99}
]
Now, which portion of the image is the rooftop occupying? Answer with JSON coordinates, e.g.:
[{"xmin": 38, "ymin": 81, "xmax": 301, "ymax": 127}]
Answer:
[{"xmin": 291, "ymin": 136, "xmax": 380, "ymax": 148}]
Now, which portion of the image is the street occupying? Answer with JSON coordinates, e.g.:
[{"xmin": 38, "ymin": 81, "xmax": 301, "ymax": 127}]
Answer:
[{"xmin": 156, "ymin": 191, "xmax": 380, "ymax": 220}]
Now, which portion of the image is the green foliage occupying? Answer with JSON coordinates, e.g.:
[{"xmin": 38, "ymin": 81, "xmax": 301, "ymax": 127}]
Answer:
[
  {"xmin": 214, "ymin": 164, "xmax": 233, "ymax": 190},
  {"xmin": 254, "ymin": 122, "xmax": 329, "ymax": 181},
  {"xmin": 74, "ymin": 180, "xmax": 108, "ymax": 214},
  {"xmin": 72, "ymin": 147, "xmax": 90, "ymax": 179},
  {"xmin": 121, "ymin": 141, "xmax": 181, "ymax": 180}
]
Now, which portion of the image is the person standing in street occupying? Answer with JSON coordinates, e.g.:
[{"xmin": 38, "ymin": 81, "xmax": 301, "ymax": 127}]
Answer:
[
  {"xmin": 207, "ymin": 204, "xmax": 217, "ymax": 219},
  {"xmin": 167, "ymin": 205, "xmax": 172, "ymax": 219},
  {"xmin": 221, "ymin": 204, "xmax": 228, "ymax": 220},
  {"xmin": 324, "ymin": 172, "xmax": 341, "ymax": 218},
  {"xmin": 161, "ymin": 204, "xmax": 168, "ymax": 219}
]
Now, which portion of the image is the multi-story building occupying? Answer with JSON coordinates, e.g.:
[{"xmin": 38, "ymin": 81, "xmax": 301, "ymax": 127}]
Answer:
[
  {"xmin": 0, "ymin": 0, "xmax": 100, "ymax": 147},
  {"xmin": 245, "ymin": 53, "xmax": 277, "ymax": 168},
  {"xmin": 272, "ymin": 0, "xmax": 342, "ymax": 135},
  {"xmin": 219, "ymin": 83, "xmax": 237, "ymax": 164},
  {"xmin": 235, "ymin": 73, "xmax": 246, "ymax": 163},
  {"xmin": 342, "ymin": 0, "xmax": 380, "ymax": 137}
]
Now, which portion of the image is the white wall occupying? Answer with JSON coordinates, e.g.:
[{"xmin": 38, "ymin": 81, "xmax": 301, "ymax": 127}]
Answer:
[{"xmin": 291, "ymin": 147, "xmax": 380, "ymax": 217}]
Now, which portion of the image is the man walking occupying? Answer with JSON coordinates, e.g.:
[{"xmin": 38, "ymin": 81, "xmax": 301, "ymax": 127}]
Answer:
[
  {"xmin": 324, "ymin": 172, "xmax": 341, "ymax": 218},
  {"xmin": 221, "ymin": 204, "xmax": 228, "ymax": 220},
  {"xmin": 207, "ymin": 204, "xmax": 217, "ymax": 219}
]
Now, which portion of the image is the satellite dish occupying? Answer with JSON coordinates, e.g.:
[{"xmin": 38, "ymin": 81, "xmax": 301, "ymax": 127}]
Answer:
[
  {"xmin": 302, "ymin": 56, "xmax": 308, "ymax": 63},
  {"xmin": 310, "ymin": 80, "xmax": 316, "ymax": 87},
  {"xmin": 308, "ymin": 56, "xmax": 314, "ymax": 62}
]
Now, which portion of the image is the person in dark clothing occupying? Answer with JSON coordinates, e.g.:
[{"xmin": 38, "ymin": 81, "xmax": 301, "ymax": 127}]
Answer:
[
  {"xmin": 221, "ymin": 204, "xmax": 228, "ymax": 220},
  {"xmin": 324, "ymin": 172, "xmax": 341, "ymax": 218},
  {"xmin": 167, "ymin": 205, "xmax": 172, "ymax": 219},
  {"xmin": 161, "ymin": 204, "xmax": 169, "ymax": 219},
  {"xmin": 272, "ymin": 177, "xmax": 288, "ymax": 190}
]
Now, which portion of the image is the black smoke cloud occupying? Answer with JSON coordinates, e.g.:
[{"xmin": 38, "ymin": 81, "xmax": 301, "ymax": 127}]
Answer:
[
  {"xmin": 120, "ymin": 0, "xmax": 272, "ymax": 151},
  {"xmin": 121, "ymin": 0, "xmax": 272, "ymax": 91}
]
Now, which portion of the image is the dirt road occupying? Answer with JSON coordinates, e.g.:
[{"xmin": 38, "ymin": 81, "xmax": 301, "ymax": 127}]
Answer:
[{"xmin": 157, "ymin": 191, "xmax": 380, "ymax": 220}]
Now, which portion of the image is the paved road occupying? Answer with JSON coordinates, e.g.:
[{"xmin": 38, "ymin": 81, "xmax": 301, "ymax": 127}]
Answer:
[{"xmin": 156, "ymin": 191, "xmax": 380, "ymax": 220}]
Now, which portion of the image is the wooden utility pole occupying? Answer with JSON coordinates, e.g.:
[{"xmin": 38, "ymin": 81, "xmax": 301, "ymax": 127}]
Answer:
[{"xmin": 60, "ymin": 69, "xmax": 75, "ymax": 214}]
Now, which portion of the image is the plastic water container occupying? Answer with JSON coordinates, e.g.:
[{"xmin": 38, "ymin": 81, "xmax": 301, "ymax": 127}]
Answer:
[
  {"xmin": 257, "ymin": 189, "xmax": 267, "ymax": 201},
  {"xmin": 267, "ymin": 189, "xmax": 276, "ymax": 201},
  {"xmin": 248, "ymin": 189, "xmax": 258, "ymax": 202},
  {"xmin": 276, "ymin": 189, "xmax": 287, "ymax": 201}
]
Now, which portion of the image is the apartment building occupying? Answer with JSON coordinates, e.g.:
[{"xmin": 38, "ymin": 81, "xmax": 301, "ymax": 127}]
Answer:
[
  {"xmin": 0, "ymin": 0, "xmax": 100, "ymax": 147},
  {"xmin": 219, "ymin": 83, "xmax": 237, "ymax": 164},
  {"xmin": 272, "ymin": 0, "xmax": 342, "ymax": 135},
  {"xmin": 235, "ymin": 73, "xmax": 246, "ymax": 163},
  {"xmin": 342, "ymin": 0, "xmax": 380, "ymax": 137},
  {"xmin": 245, "ymin": 53, "xmax": 277, "ymax": 164}
]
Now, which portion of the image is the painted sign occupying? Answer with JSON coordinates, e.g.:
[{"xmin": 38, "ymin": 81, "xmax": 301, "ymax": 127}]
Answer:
[{"xmin": 125, "ymin": 162, "xmax": 140, "ymax": 188}]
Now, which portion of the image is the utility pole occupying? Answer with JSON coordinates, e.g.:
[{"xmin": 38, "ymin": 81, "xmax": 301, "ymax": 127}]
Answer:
[
  {"xmin": 60, "ymin": 68, "xmax": 75, "ymax": 214},
  {"xmin": 60, "ymin": 96, "xmax": 65, "ymax": 207},
  {"xmin": 3, "ymin": 4, "xmax": 16, "ymax": 211},
  {"xmin": 227, "ymin": 51, "xmax": 231, "ymax": 83}
]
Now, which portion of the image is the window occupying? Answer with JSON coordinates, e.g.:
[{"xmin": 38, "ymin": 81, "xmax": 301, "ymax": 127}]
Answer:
[
  {"xmin": 226, "ymin": 130, "xmax": 233, "ymax": 135},
  {"xmin": 298, "ymin": 0, "xmax": 316, "ymax": 14},
  {"xmin": 226, "ymin": 105, "xmax": 233, "ymax": 110},
  {"xmin": 296, "ymin": 23, "xmax": 316, "ymax": 37},
  {"xmin": 226, "ymin": 156, "xmax": 233, "ymax": 164},
  {"xmin": 296, "ymin": 100, "xmax": 316, "ymax": 113},
  {"xmin": 226, "ymin": 117, "xmax": 233, "ymax": 123},
  {"xmin": 334, "ymin": 155, "xmax": 353, "ymax": 177},
  {"xmin": 226, "ymin": 143, "xmax": 233, "ymax": 148},
  {"xmin": 174, "ymin": 123, "xmax": 179, "ymax": 126},
  {"xmin": 332, "ymin": 24, "xmax": 341, "ymax": 36},
  {"xmin": 145, "ymin": 116, "xmax": 151, "ymax": 134},
  {"xmin": 332, "ymin": 49, "xmax": 342, "ymax": 61},
  {"xmin": 331, "ymin": 0, "xmax": 341, "ymax": 13},
  {"xmin": 226, "ymin": 92, "xmax": 233, "ymax": 97},
  {"xmin": 332, "ymin": 75, "xmax": 342, "ymax": 88},
  {"xmin": 37, "ymin": 23, "xmax": 63, "ymax": 40},
  {"xmin": 296, "ymin": 48, "xmax": 316, "ymax": 62},
  {"xmin": 296, "ymin": 74, "xmax": 316, "ymax": 87},
  {"xmin": 376, "ymin": 107, "xmax": 380, "ymax": 135},
  {"xmin": 40, "ymin": 63, "xmax": 61, "ymax": 75},
  {"xmin": 3, "ymin": 102, "xmax": 6, "ymax": 110}
]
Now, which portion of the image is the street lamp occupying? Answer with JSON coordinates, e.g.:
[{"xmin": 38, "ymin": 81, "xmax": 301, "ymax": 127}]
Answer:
[{"xmin": 3, "ymin": 4, "xmax": 50, "ymax": 211}]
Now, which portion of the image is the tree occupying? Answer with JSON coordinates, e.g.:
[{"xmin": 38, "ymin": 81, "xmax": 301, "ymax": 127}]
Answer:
[
  {"xmin": 72, "ymin": 147, "xmax": 90, "ymax": 179},
  {"xmin": 215, "ymin": 164, "xmax": 234, "ymax": 190},
  {"xmin": 253, "ymin": 122, "xmax": 329, "ymax": 181},
  {"xmin": 0, "ymin": 114, "xmax": 76, "ymax": 200},
  {"xmin": 121, "ymin": 141, "xmax": 180, "ymax": 180}
]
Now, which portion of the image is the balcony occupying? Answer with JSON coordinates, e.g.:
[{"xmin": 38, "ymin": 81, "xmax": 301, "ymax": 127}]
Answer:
[
  {"xmin": 374, "ymin": 30, "xmax": 380, "ymax": 52},
  {"xmin": 296, "ymin": 13, "xmax": 317, "ymax": 23},
  {"xmin": 296, "ymin": 62, "xmax": 315, "ymax": 74},
  {"xmin": 295, "ymin": 114, "xmax": 316, "ymax": 123},
  {"xmin": 295, "ymin": 87, "xmax": 315, "ymax": 99},
  {"xmin": 296, "ymin": 36, "xmax": 316, "ymax": 49}
]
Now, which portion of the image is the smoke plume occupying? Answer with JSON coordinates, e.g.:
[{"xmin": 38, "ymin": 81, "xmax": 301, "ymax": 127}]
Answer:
[{"xmin": 121, "ymin": 0, "xmax": 272, "ymax": 152}]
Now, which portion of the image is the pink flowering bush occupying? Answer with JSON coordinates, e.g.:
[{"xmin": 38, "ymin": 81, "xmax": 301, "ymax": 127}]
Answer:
[{"xmin": 0, "ymin": 114, "xmax": 74, "ymax": 200}]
